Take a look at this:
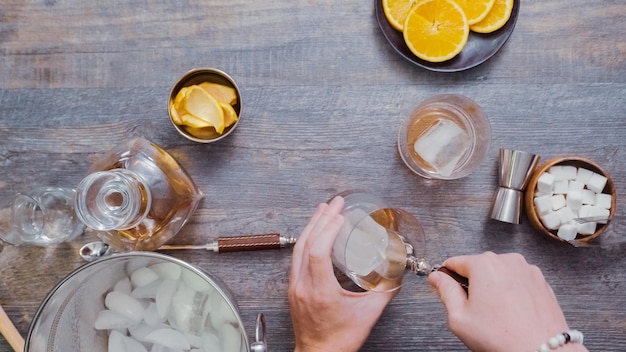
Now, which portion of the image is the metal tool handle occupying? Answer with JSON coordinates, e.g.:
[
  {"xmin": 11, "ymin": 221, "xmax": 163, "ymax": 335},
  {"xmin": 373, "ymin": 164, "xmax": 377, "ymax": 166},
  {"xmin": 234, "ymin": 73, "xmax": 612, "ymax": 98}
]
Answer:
[
  {"xmin": 435, "ymin": 266, "xmax": 469, "ymax": 293},
  {"xmin": 217, "ymin": 233, "xmax": 292, "ymax": 253}
]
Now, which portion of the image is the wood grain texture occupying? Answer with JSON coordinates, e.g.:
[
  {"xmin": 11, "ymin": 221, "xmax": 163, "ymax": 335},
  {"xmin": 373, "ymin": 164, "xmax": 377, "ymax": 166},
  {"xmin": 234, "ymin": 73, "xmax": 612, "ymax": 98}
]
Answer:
[{"xmin": 1, "ymin": 0, "xmax": 625, "ymax": 350}]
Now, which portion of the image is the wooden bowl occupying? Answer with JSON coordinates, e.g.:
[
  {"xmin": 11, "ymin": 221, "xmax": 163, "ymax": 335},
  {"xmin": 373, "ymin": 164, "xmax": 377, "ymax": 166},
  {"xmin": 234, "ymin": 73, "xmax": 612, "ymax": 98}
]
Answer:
[{"xmin": 524, "ymin": 156, "xmax": 616, "ymax": 243}]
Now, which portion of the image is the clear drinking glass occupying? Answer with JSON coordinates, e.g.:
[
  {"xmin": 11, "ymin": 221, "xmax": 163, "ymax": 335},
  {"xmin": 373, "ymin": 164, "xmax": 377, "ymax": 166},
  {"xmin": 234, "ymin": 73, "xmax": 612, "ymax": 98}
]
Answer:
[
  {"xmin": 398, "ymin": 94, "xmax": 491, "ymax": 180},
  {"xmin": 0, "ymin": 187, "xmax": 85, "ymax": 246},
  {"xmin": 330, "ymin": 191, "xmax": 427, "ymax": 292}
]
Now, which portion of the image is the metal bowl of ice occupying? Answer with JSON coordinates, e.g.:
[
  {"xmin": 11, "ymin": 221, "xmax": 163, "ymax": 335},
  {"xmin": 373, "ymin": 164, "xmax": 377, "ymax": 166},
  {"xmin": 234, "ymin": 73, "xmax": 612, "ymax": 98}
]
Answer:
[{"xmin": 25, "ymin": 252, "xmax": 260, "ymax": 352}]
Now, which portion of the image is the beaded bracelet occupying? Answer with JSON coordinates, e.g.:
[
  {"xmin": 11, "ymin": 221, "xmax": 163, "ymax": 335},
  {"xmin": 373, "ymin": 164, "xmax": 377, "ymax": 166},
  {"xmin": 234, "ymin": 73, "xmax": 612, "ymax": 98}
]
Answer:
[{"xmin": 537, "ymin": 330, "xmax": 584, "ymax": 352}]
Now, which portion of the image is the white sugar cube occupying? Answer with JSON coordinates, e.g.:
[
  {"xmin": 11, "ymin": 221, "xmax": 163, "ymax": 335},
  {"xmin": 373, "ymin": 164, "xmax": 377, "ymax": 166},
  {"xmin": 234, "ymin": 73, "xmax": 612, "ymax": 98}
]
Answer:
[
  {"xmin": 587, "ymin": 173, "xmax": 608, "ymax": 193},
  {"xmin": 537, "ymin": 172, "xmax": 555, "ymax": 194},
  {"xmin": 576, "ymin": 167, "xmax": 594, "ymax": 184},
  {"xmin": 580, "ymin": 205, "xmax": 610, "ymax": 224},
  {"xmin": 565, "ymin": 190, "xmax": 583, "ymax": 210},
  {"xmin": 578, "ymin": 204, "xmax": 593, "ymax": 218},
  {"xmin": 561, "ymin": 165, "xmax": 578, "ymax": 180},
  {"xmin": 556, "ymin": 207, "xmax": 576, "ymax": 225},
  {"xmin": 551, "ymin": 194, "xmax": 566, "ymax": 210},
  {"xmin": 557, "ymin": 223, "xmax": 577, "ymax": 241},
  {"xmin": 540, "ymin": 211, "xmax": 561, "ymax": 230},
  {"xmin": 568, "ymin": 180, "xmax": 585, "ymax": 192},
  {"xmin": 582, "ymin": 189, "xmax": 595, "ymax": 205},
  {"xmin": 577, "ymin": 221, "xmax": 597, "ymax": 235},
  {"xmin": 553, "ymin": 180, "xmax": 569, "ymax": 194},
  {"xmin": 595, "ymin": 193, "xmax": 612, "ymax": 209},
  {"xmin": 548, "ymin": 166, "xmax": 564, "ymax": 180},
  {"xmin": 534, "ymin": 194, "xmax": 553, "ymax": 215}
]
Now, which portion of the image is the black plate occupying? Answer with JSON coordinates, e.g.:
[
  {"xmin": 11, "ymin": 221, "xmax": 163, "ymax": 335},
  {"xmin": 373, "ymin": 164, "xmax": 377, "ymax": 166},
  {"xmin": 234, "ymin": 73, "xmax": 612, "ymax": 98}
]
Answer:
[{"xmin": 375, "ymin": 0, "xmax": 520, "ymax": 72}]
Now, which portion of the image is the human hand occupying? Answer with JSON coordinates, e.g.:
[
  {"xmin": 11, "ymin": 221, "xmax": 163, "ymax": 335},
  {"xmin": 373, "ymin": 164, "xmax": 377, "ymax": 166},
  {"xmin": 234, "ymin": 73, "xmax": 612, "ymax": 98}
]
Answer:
[
  {"xmin": 428, "ymin": 252, "xmax": 587, "ymax": 352},
  {"xmin": 288, "ymin": 196, "xmax": 397, "ymax": 352}
]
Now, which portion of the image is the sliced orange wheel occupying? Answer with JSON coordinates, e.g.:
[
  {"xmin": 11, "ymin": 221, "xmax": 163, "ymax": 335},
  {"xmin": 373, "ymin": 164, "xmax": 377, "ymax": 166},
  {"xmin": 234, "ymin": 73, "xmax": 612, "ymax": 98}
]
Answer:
[
  {"xmin": 382, "ymin": 0, "xmax": 419, "ymax": 32},
  {"xmin": 470, "ymin": 0, "xmax": 514, "ymax": 33},
  {"xmin": 454, "ymin": 0, "xmax": 496, "ymax": 25},
  {"xmin": 403, "ymin": 0, "xmax": 469, "ymax": 62}
]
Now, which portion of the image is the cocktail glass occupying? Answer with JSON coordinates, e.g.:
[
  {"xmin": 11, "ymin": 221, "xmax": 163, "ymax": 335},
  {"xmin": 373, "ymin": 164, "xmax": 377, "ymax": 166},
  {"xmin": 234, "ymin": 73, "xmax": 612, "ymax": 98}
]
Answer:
[
  {"xmin": 398, "ymin": 94, "xmax": 491, "ymax": 180},
  {"xmin": 331, "ymin": 191, "xmax": 468, "ymax": 293}
]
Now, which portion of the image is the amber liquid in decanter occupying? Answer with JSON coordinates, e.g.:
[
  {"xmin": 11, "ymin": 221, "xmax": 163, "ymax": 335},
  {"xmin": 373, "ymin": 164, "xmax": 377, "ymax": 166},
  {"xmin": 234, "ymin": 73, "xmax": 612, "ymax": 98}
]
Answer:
[{"xmin": 75, "ymin": 137, "xmax": 204, "ymax": 251}]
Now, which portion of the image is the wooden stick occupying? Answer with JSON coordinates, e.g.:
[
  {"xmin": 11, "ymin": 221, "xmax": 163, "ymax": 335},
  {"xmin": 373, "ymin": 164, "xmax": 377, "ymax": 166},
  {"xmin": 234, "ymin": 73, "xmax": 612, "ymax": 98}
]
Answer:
[{"xmin": 0, "ymin": 304, "xmax": 24, "ymax": 352}]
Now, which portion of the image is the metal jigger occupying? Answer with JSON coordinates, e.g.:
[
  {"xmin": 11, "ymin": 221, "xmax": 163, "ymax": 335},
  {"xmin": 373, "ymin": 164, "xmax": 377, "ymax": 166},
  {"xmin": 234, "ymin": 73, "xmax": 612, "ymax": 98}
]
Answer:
[{"xmin": 490, "ymin": 149, "xmax": 540, "ymax": 224}]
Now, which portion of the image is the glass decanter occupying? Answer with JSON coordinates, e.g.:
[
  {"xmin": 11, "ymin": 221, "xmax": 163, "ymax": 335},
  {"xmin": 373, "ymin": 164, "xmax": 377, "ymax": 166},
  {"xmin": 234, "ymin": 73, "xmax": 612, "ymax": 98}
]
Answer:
[{"xmin": 75, "ymin": 137, "xmax": 204, "ymax": 252}]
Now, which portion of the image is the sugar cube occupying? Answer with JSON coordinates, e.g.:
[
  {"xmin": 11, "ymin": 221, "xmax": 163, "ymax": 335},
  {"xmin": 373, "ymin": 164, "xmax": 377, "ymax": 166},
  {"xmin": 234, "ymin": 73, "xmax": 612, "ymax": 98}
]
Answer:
[
  {"xmin": 551, "ymin": 194, "xmax": 566, "ymax": 211},
  {"xmin": 548, "ymin": 165, "xmax": 563, "ymax": 178},
  {"xmin": 556, "ymin": 207, "xmax": 576, "ymax": 225},
  {"xmin": 595, "ymin": 193, "xmax": 612, "ymax": 210},
  {"xmin": 587, "ymin": 173, "xmax": 608, "ymax": 193},
  {"xmin": 580, "ymin": 205, "xmax": 610, "ymax": 224},
  {"xmin": 568, "ymin": 180, "xmax": 585, "ymax": 192},
  {"xmin": 534, "ymin": 194, "xmax": 553, "ymax": 215},
  {"xmin": 577, "ymin": 221, "xmax": 597, "ymax": 235},
  {"xmin": 576, "ymin": 167, "xmax": 594, "ymax": 184},
  {"xmin": 582, "ymin": 189, "xmax": 595, "ymax": 205},
  {"xmin": 537, "ymin": 172, "xmax": 555, "ymax": 194},
  {"xmin": 540, "ymin": 211, "xmax": 561, "ymax": 230},
  {"xmin": 561, "ymin": 165, "xmax": 578, "ymax": 180},
  {"xmin": 578, "ymin": 204, "xmax": 593, "ymax": 218},
  {"xmin": 565, "ymin": 190, "xmax": 583, "ymax": 210},
  {"xmin": 553, "ymin": 180, "xmax": 569, "ymax": 194},
  {"xmin": 557, "ymin": 223, "xmax": 577, "ymax": 241}
]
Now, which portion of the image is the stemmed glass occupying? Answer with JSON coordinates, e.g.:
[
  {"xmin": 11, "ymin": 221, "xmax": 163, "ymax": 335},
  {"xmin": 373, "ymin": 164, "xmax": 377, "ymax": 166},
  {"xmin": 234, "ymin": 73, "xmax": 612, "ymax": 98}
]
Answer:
[{"xmin": 331, "ymin": 191, "xmax": 468, "ymax": 292}]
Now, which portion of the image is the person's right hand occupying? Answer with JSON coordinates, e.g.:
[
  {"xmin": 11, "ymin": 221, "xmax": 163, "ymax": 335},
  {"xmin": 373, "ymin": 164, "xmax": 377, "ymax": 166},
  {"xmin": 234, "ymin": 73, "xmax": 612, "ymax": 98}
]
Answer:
[{"xmin": 428, "ymin": 252, "xmax": 587, "ymax": 352}]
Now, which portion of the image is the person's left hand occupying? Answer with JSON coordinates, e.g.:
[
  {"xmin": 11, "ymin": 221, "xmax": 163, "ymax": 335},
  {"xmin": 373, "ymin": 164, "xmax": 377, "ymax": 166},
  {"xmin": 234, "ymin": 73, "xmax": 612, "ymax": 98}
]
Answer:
[{"xmin": 288, "ymin": 196, "xmax": 397, "ymax": 352}]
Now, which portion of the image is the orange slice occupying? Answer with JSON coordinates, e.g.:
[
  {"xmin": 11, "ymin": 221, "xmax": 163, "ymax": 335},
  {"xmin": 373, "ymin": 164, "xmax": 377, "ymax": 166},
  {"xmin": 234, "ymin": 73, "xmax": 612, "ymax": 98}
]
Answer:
[
  {"xmin": 453, "ymin": 0, "xmax": 496, "ymax": 25},
  {"xmin": 183, "ymin": 85, "xmax": 225, "ymax": 134},
  {"xmin": 199, "ymin": 82, "xmax": 238, "ymax": 105},
  {"xmin": 382, "ymin": 0, "xmax": 419, "ymax": 32},
  {"xmin": 403, "ymin": 0, "xmax": 469, "ymax": 62},
  {"xmin": 470, "ymin": 0, "xmax": 513, "ymax": 33}
]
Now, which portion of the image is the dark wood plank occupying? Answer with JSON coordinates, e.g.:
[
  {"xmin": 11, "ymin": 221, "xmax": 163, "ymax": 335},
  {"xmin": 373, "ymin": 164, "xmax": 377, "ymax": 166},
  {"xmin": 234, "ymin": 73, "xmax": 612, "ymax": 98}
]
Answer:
[{"xmin": 1, "ymin": 0, "xmax": 625, "ymax": 351}]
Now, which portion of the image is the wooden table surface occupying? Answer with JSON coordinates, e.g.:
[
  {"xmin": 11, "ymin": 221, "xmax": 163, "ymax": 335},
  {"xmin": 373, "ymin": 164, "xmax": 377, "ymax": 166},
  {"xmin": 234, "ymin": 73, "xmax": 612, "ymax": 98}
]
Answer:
[{"xmin": 1, "ymin": 0, "xmax": 625, "ymax": 350}]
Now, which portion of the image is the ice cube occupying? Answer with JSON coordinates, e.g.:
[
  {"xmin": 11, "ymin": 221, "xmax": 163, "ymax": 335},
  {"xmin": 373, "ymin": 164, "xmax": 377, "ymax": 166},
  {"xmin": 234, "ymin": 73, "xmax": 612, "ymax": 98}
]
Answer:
[
  {"xmin": 413, "ymin": 119, "xmax": 470, "ymax": 177},
  {"xmin": 143, "ymin": 302, "xmax": 165, "ymax": 326},
  {"xmin": 94, "ymin": 309, "xmax": 135, "ymax": 330},
  {"xmin": 156, "ymin": 279, "xmax": 178, "ymax": 318},
  {"xmin": 149, "ymin": 262, "xmax": 182, "ymax": 281},
  {"xmin": 182, "ymin": 269, "xmax": 215, "ymax": 293},
  {"xmin": 201, "ymin": 333, "xmax": 222, "ymax": 352},
  {"xmin": 109, "ymin": 330, "xmax": 148, "ymax": 352},
  {"xmin": 131, "ymin": 280, "xmax": 160, "ymax": 300},
  {"xmin": 341, "ymin": 211, "xmax": 387, "ymax": 276},
  {"xmin": 114, "ymin": 277, "xmax": 132, "ymax": 295},
  {"xmin": 144, "ymin": 328, "xmax": 191, "ymax": 350},
  {"xmin": 168, "ymin": 283, "xmax": 200, "ymax": 333},
  {"xmin": 131, "ymin": 267, "xmax": 160, "ymax": 288},
  {"xmin": 220, "ymin": 324, "xmax": 242, "ymax": 352},
  {"xmin": 104, "ymin": 291, "xmax": 145, "ymax": 323}
]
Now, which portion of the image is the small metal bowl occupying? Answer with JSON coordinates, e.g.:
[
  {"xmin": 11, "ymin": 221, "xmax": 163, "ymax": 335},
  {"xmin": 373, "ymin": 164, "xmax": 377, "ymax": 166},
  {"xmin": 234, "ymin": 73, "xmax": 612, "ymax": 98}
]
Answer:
[
  {"xmin": 524, "ymin": 156, "xmax": 616, "ymax": 243},
  {"xmin": 168, "ymin": 68, "xmax": 242, "ymax": 143}
]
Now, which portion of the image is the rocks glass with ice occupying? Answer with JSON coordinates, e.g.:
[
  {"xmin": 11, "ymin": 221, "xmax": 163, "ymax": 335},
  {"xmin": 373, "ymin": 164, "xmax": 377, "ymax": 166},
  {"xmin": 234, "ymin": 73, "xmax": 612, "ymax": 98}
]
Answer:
[
  {"xmin": 331, "ymin": 191, "xmax": 426, "ymax": 292},
  {"xmin": 398, "ymin": 94, "xmax": 491, "ymax": 180}
]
